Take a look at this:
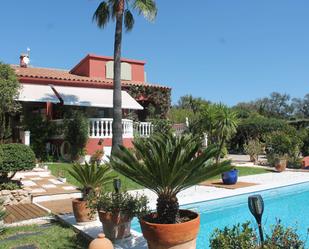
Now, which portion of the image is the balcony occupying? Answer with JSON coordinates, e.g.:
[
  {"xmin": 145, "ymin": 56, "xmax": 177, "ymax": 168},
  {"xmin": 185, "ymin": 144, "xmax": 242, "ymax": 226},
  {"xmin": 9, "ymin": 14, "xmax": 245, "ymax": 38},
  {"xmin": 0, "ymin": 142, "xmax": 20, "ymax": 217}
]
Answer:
[{"xmin": 51, "ymin": 118, "xmax": 153, "ymax": 139}]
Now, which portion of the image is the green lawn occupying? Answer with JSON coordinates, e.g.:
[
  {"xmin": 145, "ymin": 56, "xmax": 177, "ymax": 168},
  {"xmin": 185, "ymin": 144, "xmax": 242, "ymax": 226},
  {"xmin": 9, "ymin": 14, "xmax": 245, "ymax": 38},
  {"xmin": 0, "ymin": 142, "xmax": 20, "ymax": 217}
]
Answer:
[
  {"xmin": 209, "ymin": 166, "xmax": 270, "ymax": 180},
  {"xmin": 48, "ymin": 162, "xmax": 141, "ymax": 191},
  {"xmin": 48, "ymin": 163, "xmax": 269, "ymax": 190},
  {"xmin": 0, "ymin": 223, "xmax": 88, "ymax": 249}
]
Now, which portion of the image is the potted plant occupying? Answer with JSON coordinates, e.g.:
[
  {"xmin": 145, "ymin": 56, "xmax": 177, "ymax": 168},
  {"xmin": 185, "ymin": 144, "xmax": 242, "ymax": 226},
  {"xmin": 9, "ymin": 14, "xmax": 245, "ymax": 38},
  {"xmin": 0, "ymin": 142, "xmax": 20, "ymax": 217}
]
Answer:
[
  {"xmin": 274, "ymin": 155, "xmax": 288, "ymax": 172},
  {"xmin": 221, "ymin": 168, "xmax": 239, "ymax": 185},
  {"xmin": 89, "ymin": 180, "xmax": 148, "ymax": 240},
  {"xmin": 110, "ymin": 134, "xmax": 231, "ymax": 249},
  {"xmin": 69, "ymin": 162, "xmax": 113, "ymax": 223}
]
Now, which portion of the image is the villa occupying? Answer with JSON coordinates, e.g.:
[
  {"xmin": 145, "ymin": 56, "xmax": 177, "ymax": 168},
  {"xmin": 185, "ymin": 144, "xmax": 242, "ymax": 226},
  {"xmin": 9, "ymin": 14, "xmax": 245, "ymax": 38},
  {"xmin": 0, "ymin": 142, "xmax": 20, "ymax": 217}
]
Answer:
[{"xmin": 12, "ymin": 53, "xmax": 171, "ymax": 160}]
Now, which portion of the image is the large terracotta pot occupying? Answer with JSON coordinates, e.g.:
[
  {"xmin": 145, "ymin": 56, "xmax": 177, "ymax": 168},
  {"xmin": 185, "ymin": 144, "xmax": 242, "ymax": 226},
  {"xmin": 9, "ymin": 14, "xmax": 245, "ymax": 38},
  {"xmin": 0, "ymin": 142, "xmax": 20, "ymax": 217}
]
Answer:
[
  {"xmin": 275, "ymin": 159, "xmax": 287, "ymax": 172},
  {"xmin": 140, "ymin": 209, "xmax": 200, "ymax": 249},
  {"xmin": 72, "ymin": 198, "xmax": 95, "ymax": 223},
  {"xmin": 98, "ymin": 211, "xmax": 132, "ymax": 240}
]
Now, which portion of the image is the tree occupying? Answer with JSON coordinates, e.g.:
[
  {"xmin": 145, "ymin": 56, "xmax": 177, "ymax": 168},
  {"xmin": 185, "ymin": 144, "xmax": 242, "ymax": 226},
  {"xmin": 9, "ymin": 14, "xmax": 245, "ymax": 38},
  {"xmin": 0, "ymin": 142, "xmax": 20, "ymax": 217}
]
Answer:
[
  {"xmin": 93, "ymin": 0, "xmax": 157, "ymax": 153},
  {"xmin": 214, "ymin": 104, "xmax": 238, "ymax": 162},
  {"xmin": 0, "ymin": 63, "xmax": 20, "ymax": 143}
]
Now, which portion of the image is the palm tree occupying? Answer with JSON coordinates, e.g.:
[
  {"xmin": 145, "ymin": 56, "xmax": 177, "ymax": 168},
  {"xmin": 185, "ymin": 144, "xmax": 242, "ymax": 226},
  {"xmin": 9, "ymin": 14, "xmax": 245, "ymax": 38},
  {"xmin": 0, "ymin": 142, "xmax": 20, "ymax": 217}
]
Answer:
[
  {"xmin": 214, "ymin": 104, "xmax": 238, "ymax": 163},
  {"xmin": 110, "ymin": 133, "xmax": 231, "ymax": 224},
  {"xmin": 93, "ymin": 0, "xmax": 157, "ymax": 153}
]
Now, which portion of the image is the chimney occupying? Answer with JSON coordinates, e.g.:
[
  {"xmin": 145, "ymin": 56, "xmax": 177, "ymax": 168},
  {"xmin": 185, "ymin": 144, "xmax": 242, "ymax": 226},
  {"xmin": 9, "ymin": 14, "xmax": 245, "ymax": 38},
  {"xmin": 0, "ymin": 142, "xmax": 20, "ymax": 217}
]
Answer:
[{"xmin": 20, "ymin": 53, "xmax": 29, "ymax": 68}]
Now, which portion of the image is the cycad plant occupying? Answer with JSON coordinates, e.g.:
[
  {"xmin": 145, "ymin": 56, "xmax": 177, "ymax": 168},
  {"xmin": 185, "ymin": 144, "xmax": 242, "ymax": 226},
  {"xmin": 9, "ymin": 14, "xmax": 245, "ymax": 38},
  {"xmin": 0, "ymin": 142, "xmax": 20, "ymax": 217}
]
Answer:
[
  {"xmin": 93, "ymin": 0, "xmax": 157, "ymax": 152},
  {"xmin": 111, "ymin": 134, "xmax": 232, "ymax": 224},
  {"xmin": 69, "ymin": 162, "xmax": 113, "ymax": 200}
]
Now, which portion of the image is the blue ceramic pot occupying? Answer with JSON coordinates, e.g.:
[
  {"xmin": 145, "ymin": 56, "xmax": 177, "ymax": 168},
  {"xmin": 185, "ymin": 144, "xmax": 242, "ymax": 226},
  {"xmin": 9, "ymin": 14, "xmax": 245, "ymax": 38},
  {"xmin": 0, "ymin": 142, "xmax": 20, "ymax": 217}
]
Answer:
[{"xmin": 221, "ymin": 169, "xmax": 238, "ymax": 185}]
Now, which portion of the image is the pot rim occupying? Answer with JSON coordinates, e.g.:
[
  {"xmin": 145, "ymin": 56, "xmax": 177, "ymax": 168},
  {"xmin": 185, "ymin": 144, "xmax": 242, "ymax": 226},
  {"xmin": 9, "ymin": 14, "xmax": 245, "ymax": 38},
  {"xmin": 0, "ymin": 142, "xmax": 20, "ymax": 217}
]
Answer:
[{"xmin": 139, "ymin": 209, "xmax": 199, "ymax": 227}]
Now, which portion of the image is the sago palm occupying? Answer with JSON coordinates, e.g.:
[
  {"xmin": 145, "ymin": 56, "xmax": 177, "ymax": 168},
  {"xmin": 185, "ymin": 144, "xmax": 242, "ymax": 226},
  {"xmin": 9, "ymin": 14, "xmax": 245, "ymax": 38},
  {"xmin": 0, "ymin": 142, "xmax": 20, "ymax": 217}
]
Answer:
[
  {"xmin": 93, "ymin": 0, "xmax": 157, "ymax": 153},
  {"xmin": 110, "ymin": 133, "xmax": 232, "ymax": 224},
  {"xmin": 69, "ymin": 162, "xmax": 113, "ymax": 200}
]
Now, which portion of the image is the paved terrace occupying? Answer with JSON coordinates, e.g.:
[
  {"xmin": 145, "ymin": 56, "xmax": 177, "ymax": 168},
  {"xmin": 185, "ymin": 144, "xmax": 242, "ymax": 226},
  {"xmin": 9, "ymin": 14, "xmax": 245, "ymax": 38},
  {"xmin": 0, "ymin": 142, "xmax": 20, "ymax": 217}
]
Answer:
[{"xmin": 58, "ymin": 171, "xmax": 309, "ymax": 249}]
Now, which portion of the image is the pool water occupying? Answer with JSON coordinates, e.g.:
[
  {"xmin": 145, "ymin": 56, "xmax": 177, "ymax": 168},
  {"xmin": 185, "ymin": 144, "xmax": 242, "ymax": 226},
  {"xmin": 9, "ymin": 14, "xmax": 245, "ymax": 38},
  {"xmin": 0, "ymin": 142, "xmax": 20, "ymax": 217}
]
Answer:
[{"xmin": 131, "ymin": 182, "xmax": 309, "ymax": 248}]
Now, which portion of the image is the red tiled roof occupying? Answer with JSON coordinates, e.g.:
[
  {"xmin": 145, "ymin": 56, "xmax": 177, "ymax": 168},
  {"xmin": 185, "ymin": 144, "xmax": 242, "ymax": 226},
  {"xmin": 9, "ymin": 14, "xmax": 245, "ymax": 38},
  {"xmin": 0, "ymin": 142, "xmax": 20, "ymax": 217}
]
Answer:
[{"xmin": 11, "ymin": 65, "xmax": 170, "ymax": 89}]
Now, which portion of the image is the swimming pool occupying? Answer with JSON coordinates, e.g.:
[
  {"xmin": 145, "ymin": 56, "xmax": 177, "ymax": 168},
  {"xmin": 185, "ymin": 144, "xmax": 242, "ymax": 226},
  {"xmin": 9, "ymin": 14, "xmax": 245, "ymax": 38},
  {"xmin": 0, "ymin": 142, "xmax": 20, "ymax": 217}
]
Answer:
[{"xmin": 131, "ymin": 182, "xmax": 309, "ymax": 248}]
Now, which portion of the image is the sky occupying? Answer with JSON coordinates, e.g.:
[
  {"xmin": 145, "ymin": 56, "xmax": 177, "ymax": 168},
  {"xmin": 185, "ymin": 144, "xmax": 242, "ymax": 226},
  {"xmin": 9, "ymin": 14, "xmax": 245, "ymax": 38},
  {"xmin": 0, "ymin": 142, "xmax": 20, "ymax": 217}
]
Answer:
[{"xmin": 1, "ymin": 0, "xmax": 309, "ymax": 106}]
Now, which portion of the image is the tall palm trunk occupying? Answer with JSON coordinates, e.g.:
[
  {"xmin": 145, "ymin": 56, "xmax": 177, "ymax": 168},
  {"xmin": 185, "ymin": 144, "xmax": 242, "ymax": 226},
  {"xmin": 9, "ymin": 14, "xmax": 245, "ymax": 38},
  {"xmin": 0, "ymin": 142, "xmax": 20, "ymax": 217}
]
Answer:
[{"xmin": 112, "ymin": 0, "xmax": 124, "ymax": 153}]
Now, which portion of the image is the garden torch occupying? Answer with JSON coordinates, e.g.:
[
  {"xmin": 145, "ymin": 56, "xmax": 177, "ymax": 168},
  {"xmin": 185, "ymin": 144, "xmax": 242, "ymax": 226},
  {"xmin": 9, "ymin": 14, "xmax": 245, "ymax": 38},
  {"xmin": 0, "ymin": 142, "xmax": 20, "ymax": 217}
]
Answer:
[
  {"xmin": 248, "ymin": 194, "xmax": 264, "ymax": 246},
  {"xmin": 113, "ymin": 179, "xmax": 121, "ymax": 194}
]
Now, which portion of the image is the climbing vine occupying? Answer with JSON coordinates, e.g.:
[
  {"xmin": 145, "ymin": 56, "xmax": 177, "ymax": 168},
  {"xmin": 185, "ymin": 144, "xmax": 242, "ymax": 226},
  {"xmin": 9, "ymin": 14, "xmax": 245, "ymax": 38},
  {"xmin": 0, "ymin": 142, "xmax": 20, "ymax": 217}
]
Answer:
[{"xmin": 126, "ymin": 85, "xmax": 171, "ymax": 118}]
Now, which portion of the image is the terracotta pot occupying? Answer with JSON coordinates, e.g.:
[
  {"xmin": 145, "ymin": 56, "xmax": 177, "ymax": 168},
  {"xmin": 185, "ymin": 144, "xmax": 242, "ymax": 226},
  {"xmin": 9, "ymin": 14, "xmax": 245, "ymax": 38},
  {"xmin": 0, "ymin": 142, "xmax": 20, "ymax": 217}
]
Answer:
[
  {"xmin": 140, "ymin": 209, "xmax": 200, "ymax": 249},
  {"xmin": 72, "ymin": 198, "xmax": 95, "ymax": 223},
  {"xmin": 275, "ymin": 159, "xmax": 287, "ymax": 172},
  {"xmin": 88, "ymin": 233, "xmax": 114, "ymax": 249},
  {"xmin": 98, "ymin": 211, "xmax": 132, "ymax": 240}
]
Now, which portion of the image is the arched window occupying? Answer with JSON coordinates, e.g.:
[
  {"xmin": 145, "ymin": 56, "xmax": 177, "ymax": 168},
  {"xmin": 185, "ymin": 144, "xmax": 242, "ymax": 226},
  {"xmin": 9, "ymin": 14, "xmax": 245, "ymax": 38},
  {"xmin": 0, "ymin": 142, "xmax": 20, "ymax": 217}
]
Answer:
[{"xmin": 105, "ymin": 61, "xmax": 132, "ymax": 80}]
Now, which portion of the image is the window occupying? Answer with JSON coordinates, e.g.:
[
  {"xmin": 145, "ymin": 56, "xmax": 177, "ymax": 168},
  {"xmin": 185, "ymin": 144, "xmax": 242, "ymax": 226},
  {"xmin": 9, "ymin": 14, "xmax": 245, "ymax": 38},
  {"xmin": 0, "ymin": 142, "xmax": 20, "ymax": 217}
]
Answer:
[{"xmin": 106, "ymin": 61, "xmax": 132, "ymax": 80}]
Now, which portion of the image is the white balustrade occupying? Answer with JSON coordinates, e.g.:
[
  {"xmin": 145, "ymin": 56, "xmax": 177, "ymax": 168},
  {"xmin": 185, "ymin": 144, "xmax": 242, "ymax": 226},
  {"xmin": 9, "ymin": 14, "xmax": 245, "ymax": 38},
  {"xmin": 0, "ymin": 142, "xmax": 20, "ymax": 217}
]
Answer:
[
  {"xmin": 89, "ymin": 118, "xmax": 134, "ymax": 139},
  {"xmin": 135, "ymin": 122, "xmax": 153, "ymax": 137}
]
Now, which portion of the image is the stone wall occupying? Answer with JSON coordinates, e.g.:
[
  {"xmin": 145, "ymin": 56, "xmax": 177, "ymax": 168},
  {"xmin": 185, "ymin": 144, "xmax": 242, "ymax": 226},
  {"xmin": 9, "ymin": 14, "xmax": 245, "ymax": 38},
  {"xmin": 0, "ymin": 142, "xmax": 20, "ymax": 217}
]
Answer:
[{"xmin": 0, "ymin": 189, "xmax": 31, "ymax": 206}]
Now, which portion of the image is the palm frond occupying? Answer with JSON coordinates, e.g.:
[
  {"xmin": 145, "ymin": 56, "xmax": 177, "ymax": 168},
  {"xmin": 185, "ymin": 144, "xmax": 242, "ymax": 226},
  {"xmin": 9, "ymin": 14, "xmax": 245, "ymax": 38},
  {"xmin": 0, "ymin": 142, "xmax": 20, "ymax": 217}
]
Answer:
[
  {"xmin": 111, "ymin": 134, "xmax": 232, "ymax": 197},
  {"xmin": 132, "ymin": 0, "xmax": 157, "ymax": 21},
  {"xmin": 68, "ymin": 162, "xmax": 113, "ymax": 196},
  {"xmin": 93, "ymin": 1, "xmax": 111, "ymax": 28},
  {"xmin": 124, "ymin": 9, "xmax": 135, "ymax": 31}
]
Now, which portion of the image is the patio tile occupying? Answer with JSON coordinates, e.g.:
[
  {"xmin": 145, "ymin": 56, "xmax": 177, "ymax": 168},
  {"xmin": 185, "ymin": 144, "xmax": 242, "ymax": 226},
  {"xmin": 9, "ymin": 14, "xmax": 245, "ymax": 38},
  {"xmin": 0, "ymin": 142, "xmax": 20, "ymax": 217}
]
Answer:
[
  {"xmin": 31, "ymin": 188, "xmax": 46, "ymax": 193},
  {"xmin": 48, "ymin": 179, "xmax": 64, "ymax": 185},
  {"xmin": 62, "ymin": 186, "xmax": 76, "ymax": 190},
  {"xmin": 42, "ymin": 184, "xmax": 57, "ymax": 189},
  {"xmin": 21, "ymin": 180, "xmax": 37, "ymax": 187}
]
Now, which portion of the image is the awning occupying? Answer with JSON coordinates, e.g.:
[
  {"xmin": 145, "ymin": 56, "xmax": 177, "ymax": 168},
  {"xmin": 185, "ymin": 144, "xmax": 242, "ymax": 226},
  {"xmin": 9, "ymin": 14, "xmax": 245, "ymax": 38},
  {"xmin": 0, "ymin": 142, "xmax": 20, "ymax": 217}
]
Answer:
[
  {"xmin": 18, "ymin": 84, "xmax": 143, "ymax": 110},
  {"xmin": 18, "ymin": 84, "xmax": 60, "ymax": 103}
]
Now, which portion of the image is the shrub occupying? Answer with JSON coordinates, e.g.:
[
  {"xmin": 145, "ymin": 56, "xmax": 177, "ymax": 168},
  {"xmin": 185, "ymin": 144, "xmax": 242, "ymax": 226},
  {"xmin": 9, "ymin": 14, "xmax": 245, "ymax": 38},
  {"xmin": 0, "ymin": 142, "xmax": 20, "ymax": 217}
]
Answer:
[
  {"xmin": 0, "ymin": 143, "xmax": 36, "ymax": 181},
  {"xmin": 0, "ymin": 181, "xmax": 20, "ymax": 190},
  {"xmin": 210, "ymin": 222, "xmax": 258, "ymax": 249},
  {"xmin": 210, "ymin": 221, "xmax": 306, "ymax": 249},
  {"xmin": 149, "ymin": 118, "xmax": 173, "ymax": 134},
  {"xmin": 64, "ymin": 112, "xmax": 89, "ymax": 161},
  {"xmin": 0, "ymin": 198, "xmax": 5, "ymax": 234},
  {"xmin": 244, "ymin": 139, "xmax": 264, "ymax": 164},
  {"xmin": 264, "ymin": 220, "xmax": 306, "ymax": 249},
  {"xmin": 90, "ymin": 191, "xmax": 148, "ymax": 219},
  {"xmin": 22, "ymin": 113, "xmax": 57, "ymax": 161},
  {"xmin": 230, "ymin": 115, "xmax": 291, "ymax": 152},
  {"xmin": 264, "ymin": 129, "xmax": 303, "ymax": 167}
]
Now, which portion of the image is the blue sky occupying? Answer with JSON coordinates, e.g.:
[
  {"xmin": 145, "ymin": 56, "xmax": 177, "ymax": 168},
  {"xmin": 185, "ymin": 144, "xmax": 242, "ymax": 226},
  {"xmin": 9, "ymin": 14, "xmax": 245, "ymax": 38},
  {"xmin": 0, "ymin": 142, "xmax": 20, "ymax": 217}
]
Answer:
[{"xmin": 1, "ymin": 0, "xmax": 309, "ymax": 105}]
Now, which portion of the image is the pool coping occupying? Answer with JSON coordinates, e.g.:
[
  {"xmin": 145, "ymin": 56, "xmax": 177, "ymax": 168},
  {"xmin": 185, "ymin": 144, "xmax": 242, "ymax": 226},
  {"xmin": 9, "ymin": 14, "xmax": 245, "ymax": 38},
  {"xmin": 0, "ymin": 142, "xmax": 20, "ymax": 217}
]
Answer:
[{"xmin": 56, "ymin": 171, "xmax": 309, "ymax": 249}]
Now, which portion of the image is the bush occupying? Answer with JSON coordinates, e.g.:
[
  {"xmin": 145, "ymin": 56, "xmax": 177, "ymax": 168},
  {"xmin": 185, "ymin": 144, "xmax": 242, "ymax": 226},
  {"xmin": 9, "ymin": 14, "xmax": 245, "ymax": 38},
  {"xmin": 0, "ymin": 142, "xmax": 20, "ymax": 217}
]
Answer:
[
  {"xmin": 0, "ymin": 181, "xmax": 20, "ymax": 190},
  {"xmin": 90, "ymin": 191, "xmax": 149, "ymax": 219},
  {"xmin": 230, "ymin": 115, "xmax": 291, "ymax": 152},
  {"xmin": 264, "ymin": 129, "xmax": 303, "ymax": 167},
  {"xmin": 64, "ymin": 112, "xmax": 89, "ymax": 161},
  {"xmin": 210, "ymin": 222, "xmax": 258, "ymax": 249},
  {"xmin": 264, "ymin": 220, "xmax": 306, "ymax": 249},
  {"xmin": 0, "ymin": 198, "xmax": 5, "ymax": 234},
  {"xmin": 149, "ymin": 118, "xmax": 173, "ymax": 134},
  {"xmin": 0, "ymin": 143, "xmax": 36, "ymax": 181},
  {"xmin": 244, "ymin": 139, "xmax": 264, "ymax": 164},
  {"xmin": 210, "ymin": 221, "xmax": 306, "ymax": 249},
  {"xmin": 23, "ymin": 113, "xmax": 57, "ymax": 161}
]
